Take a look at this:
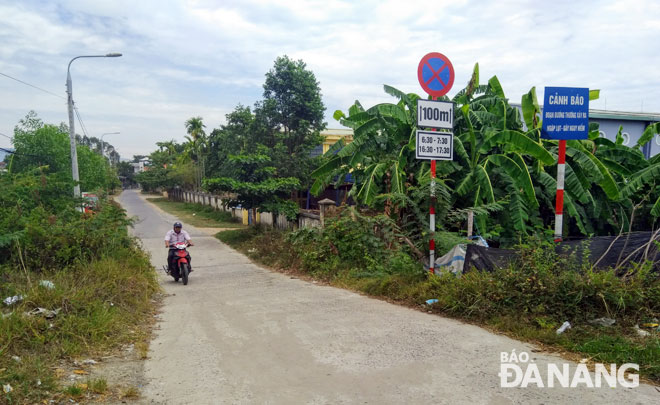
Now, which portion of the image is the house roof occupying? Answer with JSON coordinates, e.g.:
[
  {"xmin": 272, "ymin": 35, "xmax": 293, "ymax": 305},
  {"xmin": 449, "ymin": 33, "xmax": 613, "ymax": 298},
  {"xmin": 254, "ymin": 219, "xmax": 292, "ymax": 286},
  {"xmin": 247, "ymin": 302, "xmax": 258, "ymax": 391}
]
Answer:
[{"xmin": 588, "ymin": 109, "xmax": 660, "ymax": 122}]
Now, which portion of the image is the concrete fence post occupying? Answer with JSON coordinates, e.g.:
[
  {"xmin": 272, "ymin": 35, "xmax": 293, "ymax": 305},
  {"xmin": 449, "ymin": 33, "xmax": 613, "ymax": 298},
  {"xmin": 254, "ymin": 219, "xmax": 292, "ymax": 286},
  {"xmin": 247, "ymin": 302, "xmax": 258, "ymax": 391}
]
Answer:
[{"xmin": 318, "ymin": 198, "xmax": 335, "ymax": 228}]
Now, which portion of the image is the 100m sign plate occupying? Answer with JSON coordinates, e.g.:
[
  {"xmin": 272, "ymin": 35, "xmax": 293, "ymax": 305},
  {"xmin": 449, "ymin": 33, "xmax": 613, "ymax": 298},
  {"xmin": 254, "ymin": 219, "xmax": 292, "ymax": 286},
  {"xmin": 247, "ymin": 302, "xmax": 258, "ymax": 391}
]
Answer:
[{"xmin": 416, "ymin": 130, "xmax": 453, "ymax": 160}]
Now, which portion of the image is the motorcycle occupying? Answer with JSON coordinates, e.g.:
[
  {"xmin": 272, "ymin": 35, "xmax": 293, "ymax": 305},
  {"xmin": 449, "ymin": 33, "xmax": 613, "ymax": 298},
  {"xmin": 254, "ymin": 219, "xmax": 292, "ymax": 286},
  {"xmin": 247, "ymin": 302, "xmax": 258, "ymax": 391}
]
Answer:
[{"xmin": 164, "ymin": 242, "xmax": 193, "ymax": 285}]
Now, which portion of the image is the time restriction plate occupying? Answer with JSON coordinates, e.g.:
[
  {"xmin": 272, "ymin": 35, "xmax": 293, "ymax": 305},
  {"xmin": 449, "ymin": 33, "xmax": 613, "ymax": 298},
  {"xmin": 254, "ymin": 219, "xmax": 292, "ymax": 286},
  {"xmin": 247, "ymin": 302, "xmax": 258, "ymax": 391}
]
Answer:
[{"xmin": 416, "ymin": 130, "xmax": 453, "ymax": 160}]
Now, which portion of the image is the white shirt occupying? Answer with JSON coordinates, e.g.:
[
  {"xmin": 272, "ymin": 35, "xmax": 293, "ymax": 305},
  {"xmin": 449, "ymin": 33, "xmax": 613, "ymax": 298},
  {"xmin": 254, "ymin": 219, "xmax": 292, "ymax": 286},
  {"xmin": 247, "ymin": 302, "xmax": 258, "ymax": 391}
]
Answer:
[{"xmin": 164, "ymin": 229, "xmax": 191, "ymax": 246}]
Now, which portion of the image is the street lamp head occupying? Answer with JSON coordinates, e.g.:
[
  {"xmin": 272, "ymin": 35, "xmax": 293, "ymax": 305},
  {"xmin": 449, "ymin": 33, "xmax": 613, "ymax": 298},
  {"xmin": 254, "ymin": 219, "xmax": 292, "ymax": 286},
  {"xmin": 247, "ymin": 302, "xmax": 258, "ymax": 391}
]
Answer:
[{"xmin": 106, "ymin": 53, "xmax": 122, "ymax": 57}]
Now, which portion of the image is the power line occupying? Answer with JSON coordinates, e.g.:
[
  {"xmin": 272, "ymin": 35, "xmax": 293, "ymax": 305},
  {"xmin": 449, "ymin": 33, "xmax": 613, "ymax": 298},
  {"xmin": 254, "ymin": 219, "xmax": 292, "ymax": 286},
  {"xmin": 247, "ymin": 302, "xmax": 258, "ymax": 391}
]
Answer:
[
  {"xmin": 0, "ymin": 146, "xmax": 44, "ymax": 159},
  {"xmin": 0, "ymin": 72, "xmax": 65, "ymax": 100},
  {"xmin": 73, "ymin": 104, "xmax": 90, "ymax": 138},
  {"xmin": 0, "ymin": 132, "xmax": 12, "ymax": 140},
  {"xmin": 1, "ymin": 72, "xmax": 109, "ymax": 149}
]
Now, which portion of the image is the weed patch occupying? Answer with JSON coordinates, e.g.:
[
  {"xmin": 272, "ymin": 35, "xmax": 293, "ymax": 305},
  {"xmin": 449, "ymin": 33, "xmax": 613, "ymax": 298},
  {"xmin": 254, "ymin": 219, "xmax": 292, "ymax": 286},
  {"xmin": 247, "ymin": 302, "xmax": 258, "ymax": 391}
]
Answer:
[{"xmin": 87, "ymin": 377, "xmax": 108, "ymax": 394}]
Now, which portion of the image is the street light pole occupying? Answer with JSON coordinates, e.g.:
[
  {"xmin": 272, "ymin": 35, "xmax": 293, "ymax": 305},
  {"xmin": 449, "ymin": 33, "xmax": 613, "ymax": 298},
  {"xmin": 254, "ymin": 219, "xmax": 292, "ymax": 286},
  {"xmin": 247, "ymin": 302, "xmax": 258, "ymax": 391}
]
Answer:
[
  {"xmin": 66, "ymin": 52, "xmax": 122, "ymax": 197},
  {"xmin": 100, "ymin": 131, "xmax": 120, "ymax": 161}
]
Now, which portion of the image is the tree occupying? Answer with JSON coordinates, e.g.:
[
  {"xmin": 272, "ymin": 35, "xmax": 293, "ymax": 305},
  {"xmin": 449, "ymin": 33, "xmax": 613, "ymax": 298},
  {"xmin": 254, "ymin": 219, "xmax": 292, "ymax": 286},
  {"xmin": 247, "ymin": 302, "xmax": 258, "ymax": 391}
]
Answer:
[
  {"xmin": 206, "ymin": 105, "xmax": 253, "ymax": 179},
  {"xmin": 185, "ymin": 116, "xmax": 207, "ymax": 189},
  {"xmin": 11, "ymin": 124, "xmax": 70, "ymax": 174},
  {"xmin": 311, "ymin": 73, "xmax": 552, "ymax": 240},
  {"xmin": 252, "ymin": 55, "xmax": 326, "ymax": 184},
  {"xmin": 449, "ymin": 66, "xmax": 555, "ymax": 239},
  {"xmin": 117, "ymin": 161, "xmax": 136, "ymax": 187},
  {"xmin": 135, "ymin": 166, "xmax": 172, "ymax": 192},
  {"xmin": 204, "ymin": 146, "xmax": 301, "ymax": 220},
  {"xmin": 156, "ymin": 140, "xmax": 178, "ymax": 155},
  {"xmin": 14, "ymin": 110, "xmax": 44, "ymax": 136},
  {"xmin": 11, "ymin": 112, "xmax": 116, "ymax": 192}
]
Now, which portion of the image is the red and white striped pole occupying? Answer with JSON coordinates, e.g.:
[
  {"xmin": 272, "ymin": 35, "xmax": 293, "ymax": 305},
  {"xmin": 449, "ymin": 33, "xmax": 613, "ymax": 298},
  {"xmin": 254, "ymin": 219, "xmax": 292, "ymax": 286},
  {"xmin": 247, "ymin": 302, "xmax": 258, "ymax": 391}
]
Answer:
[
  {"xmin": 430, "ymin": 159, "xmax": 436, "ymax": 274},
  {"xmin": 554, "ymin": 140, "xmax": 566, "ymax": 242}
]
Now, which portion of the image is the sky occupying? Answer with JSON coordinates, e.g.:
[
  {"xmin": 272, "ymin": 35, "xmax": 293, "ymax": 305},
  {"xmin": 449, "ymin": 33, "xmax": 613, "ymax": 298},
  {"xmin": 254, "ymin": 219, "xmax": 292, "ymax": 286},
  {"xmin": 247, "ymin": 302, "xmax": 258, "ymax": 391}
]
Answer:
[{"xmin": 1, "ymin": 0, "xmax": 659, "ymax": 158}]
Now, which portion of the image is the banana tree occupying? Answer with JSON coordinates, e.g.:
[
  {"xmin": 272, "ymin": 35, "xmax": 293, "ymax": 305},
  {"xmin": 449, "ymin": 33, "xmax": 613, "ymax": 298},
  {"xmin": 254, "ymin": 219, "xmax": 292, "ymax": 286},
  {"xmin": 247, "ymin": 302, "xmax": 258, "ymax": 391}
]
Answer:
[
  {"xmin": 598, "ymin": 122, "xmax": 660, "ymax": 228},
  {"xmin": 448, "ymin": 64, "xmax": 555, "ymax": 239}
]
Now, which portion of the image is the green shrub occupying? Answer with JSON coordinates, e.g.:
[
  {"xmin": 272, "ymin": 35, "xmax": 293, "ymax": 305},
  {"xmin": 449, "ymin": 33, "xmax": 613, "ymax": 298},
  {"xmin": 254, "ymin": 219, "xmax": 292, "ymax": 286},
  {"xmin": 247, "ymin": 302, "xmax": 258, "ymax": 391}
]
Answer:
[
  {"xmin": 285, "ymin": 208, "xmax": 426, "ymax": 279},
  {"xmin": 0, "ymin": 171, "xmax": 159, "ymax": 402}
]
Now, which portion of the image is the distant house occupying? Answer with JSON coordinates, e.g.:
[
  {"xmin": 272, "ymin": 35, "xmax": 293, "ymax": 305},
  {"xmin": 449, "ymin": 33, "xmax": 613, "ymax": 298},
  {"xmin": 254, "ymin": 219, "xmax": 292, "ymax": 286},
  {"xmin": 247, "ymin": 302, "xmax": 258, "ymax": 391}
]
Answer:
[
  {"xmin": 130, "ymin": 158, "xmax": 150, "ymax": 173},
  {"xmin": 306, "ymin": 129, "xmax": 355, "ymax": 209},
  {"xmin": 310, "ymin": 129, "xmax": 354, "ymax": 157},
  {"xmin": 590, "ymin": 110, "xmax": 660, "ymax": 158}
]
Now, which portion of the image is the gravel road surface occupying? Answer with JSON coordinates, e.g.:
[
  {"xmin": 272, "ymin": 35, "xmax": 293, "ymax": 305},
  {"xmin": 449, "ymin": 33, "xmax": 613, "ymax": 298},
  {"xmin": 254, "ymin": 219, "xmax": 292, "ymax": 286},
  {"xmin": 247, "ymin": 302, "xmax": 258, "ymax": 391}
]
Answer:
[{"xmin": 118, "ymin": 190, "xmax": 658, "ymax": 404}]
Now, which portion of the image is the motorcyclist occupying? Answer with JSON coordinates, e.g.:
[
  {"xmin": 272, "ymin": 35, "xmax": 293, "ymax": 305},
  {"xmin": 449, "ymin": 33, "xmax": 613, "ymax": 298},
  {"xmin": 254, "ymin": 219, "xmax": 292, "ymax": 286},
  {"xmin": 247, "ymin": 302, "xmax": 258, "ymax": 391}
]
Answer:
[{"xmin": 165, "ymin": 222, "xmax": 193, "ymax": 273}]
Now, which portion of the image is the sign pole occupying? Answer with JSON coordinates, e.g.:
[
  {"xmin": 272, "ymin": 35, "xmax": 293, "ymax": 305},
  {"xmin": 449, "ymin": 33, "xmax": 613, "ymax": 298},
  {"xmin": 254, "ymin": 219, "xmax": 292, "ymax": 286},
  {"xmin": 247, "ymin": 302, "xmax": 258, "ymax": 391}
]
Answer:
[
  {"xmin": 429, "ymin": 94, "xmax": 439, "ymax": 275},
  {"xmin": 554, "ymin": 139, "xmax": 566, "ymax": 242},
  {"xmin": 430, "ymin": 158, "xmax": 436, "ymax": 274}
]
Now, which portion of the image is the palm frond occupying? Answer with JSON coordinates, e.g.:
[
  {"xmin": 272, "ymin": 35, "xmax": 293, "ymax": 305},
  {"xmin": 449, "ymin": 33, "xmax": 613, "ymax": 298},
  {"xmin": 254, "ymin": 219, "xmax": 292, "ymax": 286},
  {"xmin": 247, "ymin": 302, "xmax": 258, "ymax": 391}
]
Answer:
[
  {"xmin": 564, "ymin": 162, "xmax": 592, "ymax": 205},
  {"xmin": 521, "ymin": 87, "xmax": 540, "ymax": 130},
  {"xmin": 383, "ymin": 85, "xmax": 419, "ymax": 114},
  {"xmin": 487, "ymin": 75, "xmax": 505, "ymax": 98},
  {"xmin": 356, "ymin": 162, "xmax": 387, "ymax": 204},
  {"xmin": 567, "ymin": 141, "xmax": 620, "ymax": 200},
  {"xmin": 487, "ymin": 153, "xmax": 538, "ymax": 208},
  {"xmin": 481, "ymin": 130, "xmax": 554, "ymax": 165},
  {"xmin": 620, "ymin": 163, "xmax": 660, "ymax": 198},
  {"xmin": 635, "ymin": 122, "xmax": 660, "ymax": 148},
  {"xmin": 651, "ymin": 196, "xmax": 660, "ymax": 217},
  {"xmin": 475, "ymin": 164, "xmax": 495, "ymax": 203},
  {"xmin": 348, "ymin": 101, "xmax": 365, "ymax": 116}
]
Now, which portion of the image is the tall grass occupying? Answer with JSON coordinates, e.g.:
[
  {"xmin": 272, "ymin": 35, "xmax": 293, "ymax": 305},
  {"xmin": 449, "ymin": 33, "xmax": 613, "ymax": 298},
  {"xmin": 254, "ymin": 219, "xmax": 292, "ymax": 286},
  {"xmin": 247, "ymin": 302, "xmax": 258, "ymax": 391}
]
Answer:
[{"xmin": 0, "ymin": 252, "xmax": 158, "ymax": 402}]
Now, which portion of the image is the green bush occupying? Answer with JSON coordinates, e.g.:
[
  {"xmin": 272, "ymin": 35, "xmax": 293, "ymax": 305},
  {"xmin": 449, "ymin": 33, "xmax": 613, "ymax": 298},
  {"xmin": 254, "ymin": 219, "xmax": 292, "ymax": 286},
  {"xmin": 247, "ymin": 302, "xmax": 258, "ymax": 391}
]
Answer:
[
  {"xmin": 286, "ymin": 208, "xmax": 425, "ymax": 279},
  {"xmin": 425, "ymin": 242, "xmax": 660, "ymax": 323},
  {"xmin": 0, "ymin": 169, "xmax": 159, "ymax": 402}
]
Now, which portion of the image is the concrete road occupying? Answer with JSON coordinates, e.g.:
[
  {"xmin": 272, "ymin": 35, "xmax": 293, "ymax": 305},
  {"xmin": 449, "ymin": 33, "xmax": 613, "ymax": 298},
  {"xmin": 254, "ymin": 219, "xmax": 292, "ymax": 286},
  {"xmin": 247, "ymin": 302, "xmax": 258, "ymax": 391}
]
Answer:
[{"xmin": 118, "ymin": 190, "xmax": 658, "ymax": 404}]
